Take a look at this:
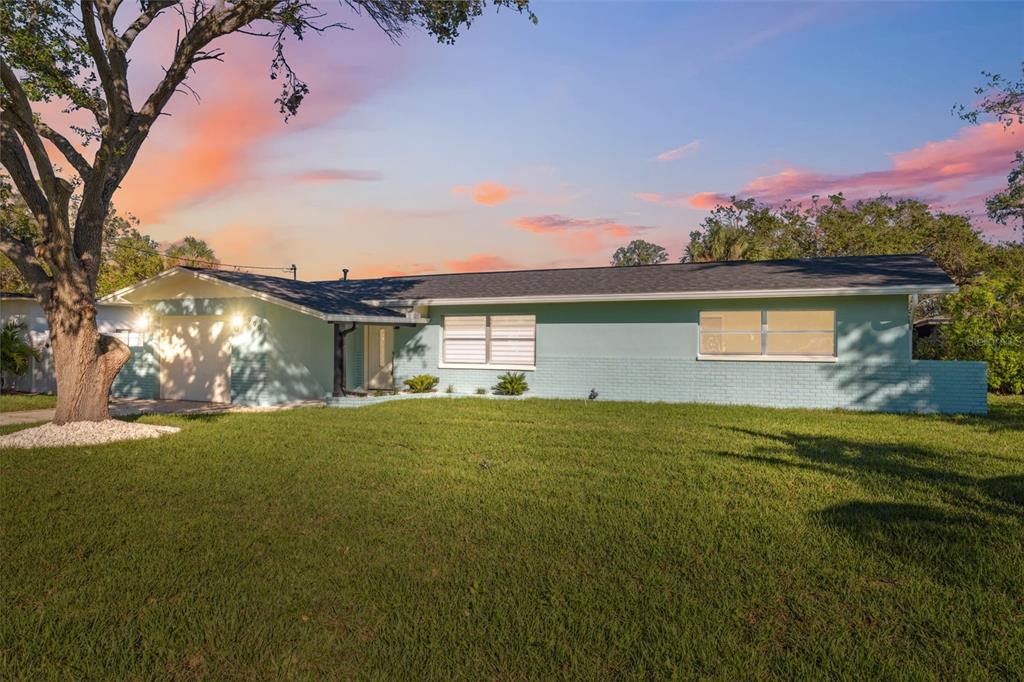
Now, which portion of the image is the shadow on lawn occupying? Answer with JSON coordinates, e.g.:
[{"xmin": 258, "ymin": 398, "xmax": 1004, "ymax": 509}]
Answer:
[
  {"xmin": 818, "ymin": 501, "xmax": 995, "ymax": 584},
  {"xmin": 715, "ymin": 427, "xmax": 1023, "ymax": 582}
]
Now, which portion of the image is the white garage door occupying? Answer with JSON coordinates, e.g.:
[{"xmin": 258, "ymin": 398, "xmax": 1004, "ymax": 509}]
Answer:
[{"xmin": 158, "ymin": 316, "xmax": 231, "ymax": 403}]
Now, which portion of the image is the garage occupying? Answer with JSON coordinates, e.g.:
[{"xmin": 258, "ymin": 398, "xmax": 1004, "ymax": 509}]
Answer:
[{"xmin": 157, "ymin": 316, "xmax": 232, "ymax": 403}]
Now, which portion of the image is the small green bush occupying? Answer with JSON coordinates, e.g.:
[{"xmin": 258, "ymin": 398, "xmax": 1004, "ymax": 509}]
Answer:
[
  {"xmin": 493, "ymin": 372, "xmax": 529, "ymax": 396},
  {"xmin": 475, "ymin": 387, "xmax": 487, "ymax": 395},
  {"xmin": 403, "ymin": 374, "xmax": 439, "ymax": 393},
  {"xmin": 445, "ymin": 384, "xmax": 455, "ymax": 394}
]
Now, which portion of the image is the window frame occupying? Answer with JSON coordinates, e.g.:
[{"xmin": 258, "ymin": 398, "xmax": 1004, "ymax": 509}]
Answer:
[
  {"xmin": 440, "ymin": 314, "xmax": 536, "ymax": 370},
  {"xmin": 698, "ymin": 309, "xmax": 837, "ymax": 362}
]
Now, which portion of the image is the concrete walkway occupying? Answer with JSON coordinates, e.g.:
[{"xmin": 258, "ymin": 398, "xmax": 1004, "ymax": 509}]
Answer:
[{"xmin": 0, "ymin": 409, "xmax": 56, "ymax": 426}]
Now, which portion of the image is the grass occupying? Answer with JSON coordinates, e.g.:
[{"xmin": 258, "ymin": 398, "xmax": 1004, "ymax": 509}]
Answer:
[
  {"xmin": 0, "ymin": 392, "xmax": 57, "ymax": 412},
  {"xmin": 2, "ymin": 397, "xmax": 1022, "ymax": 679}
]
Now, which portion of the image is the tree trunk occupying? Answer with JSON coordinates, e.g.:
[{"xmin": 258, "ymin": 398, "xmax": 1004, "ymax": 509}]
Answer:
[{"xmin": 48, "ymin": 300, "xmax": 131, "ymax": 424}]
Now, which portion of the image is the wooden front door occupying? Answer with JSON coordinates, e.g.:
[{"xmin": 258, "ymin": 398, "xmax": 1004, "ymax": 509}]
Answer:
[{"xmin": 365, "ymin": 325, "xmax": 394, "ymax": 390}]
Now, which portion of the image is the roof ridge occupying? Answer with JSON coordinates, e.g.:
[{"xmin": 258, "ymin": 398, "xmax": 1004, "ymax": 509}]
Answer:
[{"xmin": 340, "ymin": 252, "xmax": 930, "ymax": 282}]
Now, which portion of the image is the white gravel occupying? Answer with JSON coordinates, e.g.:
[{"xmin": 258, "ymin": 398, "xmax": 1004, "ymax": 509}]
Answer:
[{"xmin": 0, "ymin": 420, "xmax": 180, "ymax": 449}]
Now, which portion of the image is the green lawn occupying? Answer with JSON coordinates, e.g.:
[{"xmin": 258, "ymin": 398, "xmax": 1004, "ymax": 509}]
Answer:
[
  {"xmin": 2, "ymin": 398, "xmax": 1022, "ymax": 679},
  {"xmin": 0, "ymin": 392, "xmax": 56, "ymax": 412}
]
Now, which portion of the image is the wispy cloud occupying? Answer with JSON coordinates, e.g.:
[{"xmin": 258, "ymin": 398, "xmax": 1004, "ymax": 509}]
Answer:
[
  {"xmin": 453, "ymin": 181, "xmax": 518, "ymax": 206},
  {"xmin": 640, "ymin": 123, "xmax": 1020, "ymax": 223},
  {"xmin": 292, "ymin": 169, "xmax": 382, "ymax": 183},
  {"xmin": 511, "ymin": 214, "xmax": 652, "ymax": 253},
  {"xmin": 655, "ymin": 140, "xmax": 701, "ymax": 162}
]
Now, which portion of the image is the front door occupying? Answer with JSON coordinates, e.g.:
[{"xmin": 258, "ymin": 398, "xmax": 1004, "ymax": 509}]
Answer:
[{"xmin": 365, "ymin": 325, "xmax": 394, "ymax": 390}]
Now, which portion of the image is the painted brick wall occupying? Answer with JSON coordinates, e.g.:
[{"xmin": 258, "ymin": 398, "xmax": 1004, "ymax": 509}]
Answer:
[
  {"xmin": 393, "ymin": 298, "xmax": 988, "ymax": 415},
  {"xmin": 396, "ymin": 355, "xmax": 987, "ymax": 414}
]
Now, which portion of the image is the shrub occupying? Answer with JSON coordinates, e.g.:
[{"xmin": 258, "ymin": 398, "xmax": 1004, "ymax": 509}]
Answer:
[
  {"xmin": 475, "ymin": 387, "xmax": 487, "ymax": 395},
  {"xmin": 445, "ymin": 384, "xmax": 455, "ymax": 394},
  {"xmin": 0, "ymin": 321, "xmax": 40, "ymax": 387},
  {"xmin": 940, "ymin": 270, "xmax": 1024, "ymax": 394},
  {"xmin": 493, "ymin": 371, "xmax": 529, "ymax": 396},
  {"xmin": 403, "ymin": 374, "xmax": 439, "ymax": 393}
]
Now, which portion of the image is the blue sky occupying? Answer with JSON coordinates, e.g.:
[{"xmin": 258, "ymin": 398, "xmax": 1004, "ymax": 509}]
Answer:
[{"xmin": 112, "ymin": 1, "xmax": 1023, "ymax": 278}]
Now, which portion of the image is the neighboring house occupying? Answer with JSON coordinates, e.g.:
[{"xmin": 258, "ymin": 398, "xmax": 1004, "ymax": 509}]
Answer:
[
  {"xmin": 0, "ymin": 292, "xmax": 143, "ymax": 395},
  {"xmin": 98, "ymin": 254, "xmax": 988, "ymax": 414}
]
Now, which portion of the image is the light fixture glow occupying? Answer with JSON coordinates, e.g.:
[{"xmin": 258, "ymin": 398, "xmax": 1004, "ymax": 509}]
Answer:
[
  {"xmin": 136, "ymin": 313, "xmax": 150, "ymax": 331},
  {"xmin": 230, "ymin": 314, "xmax": 245, "ymax": 332}
]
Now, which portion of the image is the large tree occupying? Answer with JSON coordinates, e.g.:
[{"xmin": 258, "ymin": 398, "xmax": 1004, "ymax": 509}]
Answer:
[{"xmin": 0, "ymin": 0, "xmax": 534, "ymax": 423}]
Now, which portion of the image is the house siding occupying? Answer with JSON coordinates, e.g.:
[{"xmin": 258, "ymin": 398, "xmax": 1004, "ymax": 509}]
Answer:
[
  {"xmin": 144, "ymin": 296, "xmax": 333, "ymax": 406},
  {"xmin": 392, "ymin": 296, "xmax": 988, "ymax": 414}
]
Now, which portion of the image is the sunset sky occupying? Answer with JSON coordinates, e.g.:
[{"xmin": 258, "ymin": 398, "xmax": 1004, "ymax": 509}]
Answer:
[{"xmin": 100, "ymin": 1, "xmax": 1022, "ymax": 279}]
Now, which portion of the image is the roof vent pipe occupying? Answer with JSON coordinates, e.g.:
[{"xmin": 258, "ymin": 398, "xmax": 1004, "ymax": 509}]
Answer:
[{"xmin": 342, "ymin": 268, "xmax": 349, "ymax": 281}]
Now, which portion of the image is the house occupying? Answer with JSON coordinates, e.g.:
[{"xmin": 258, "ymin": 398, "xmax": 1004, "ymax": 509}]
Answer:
[
  {"xmin": 97, "ymin": 253, "xmax": 988, "ymax": 414},
  {"xmin": 1, "ymin": 292, "xmax": 143, "ymax": 395}
]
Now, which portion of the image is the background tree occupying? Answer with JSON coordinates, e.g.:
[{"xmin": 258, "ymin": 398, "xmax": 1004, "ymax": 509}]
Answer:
[
  {"xmin": 611, "ymin": 239, "xmax": 668, "ymax": 266},
  {"xmin": 96, "ymin": 222, "xmax": 167, "ymax": 296},
  {"xmin": 955, "ymin": 64, "xmax": 1023, "ymax": 231},
  {"xmin": 0, "ymin": 0, "xmax": 535, "ymax": 423},
  {"xmin": 1, "ymin": 188, "xmax": 185, "ymax": 296},
  {"xmin": 683, "ymin": 195, "xmax": 989, "ymax": 284},
  {"xmin": 923, "ymin": 244, "xmax": 1024, "ymax": 393},
  {"xmin": 164, "ymin": 236, "xmax": 218, "ymax": 269}
]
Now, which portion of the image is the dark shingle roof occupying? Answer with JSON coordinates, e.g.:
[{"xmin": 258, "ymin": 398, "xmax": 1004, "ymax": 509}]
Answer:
[
  {"xmin": 186, "ymin": 254, "xmax": 953, "ymax": 315},
  {"xmin": 326, "ymin": 254, "xmax": 955, "ymax": 302},
  {"xmin": 185, "ymin": 268, "xmax": 406, "ymax": 318}
]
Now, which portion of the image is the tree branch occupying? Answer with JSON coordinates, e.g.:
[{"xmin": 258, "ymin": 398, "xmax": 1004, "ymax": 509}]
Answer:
[
  {"xmin": 35, "ymin": 120, "xmax": 92, "ymax": 179},
  {"xmin": 94, "ymin": 0, "xmax": 135, "ymax": 117},
  {"xmin": 0, "ymin": 232, "xmax": 52, "ymax": 304},
  {"xmin": 0, "ymin": 61, "xmax": 60, "ymax": 198},
  {"xmin": 0, "ymin": 117, "xmax": 51, "ymax": 223},
  {"xmin": 122, "ymin": 0, "xmax": 178, "ymax": 49},
  {"xmin": 80, "ymin": 0, "xmax": 124, "ymax": 124}
]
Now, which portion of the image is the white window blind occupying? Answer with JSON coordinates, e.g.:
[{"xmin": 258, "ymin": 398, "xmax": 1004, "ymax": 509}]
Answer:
[
  {"xmin": 443, "ymin": 315, "xmax": 487, "ymax": 364},
  {"xmin": 489, "ymin": 315, "xmax": 536, "ymax": 366},
  {"xmin": 442, "ymin": 315, "xmax": 536, "ymax": 367}
]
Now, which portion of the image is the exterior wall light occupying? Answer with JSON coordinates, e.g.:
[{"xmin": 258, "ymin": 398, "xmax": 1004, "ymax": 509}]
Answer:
[
  {"xmin": 230, "ymin": 314, "xmax": 245, "ymax": 332},
  {"xmin": 136, "ymin": 312, "xmax": 150, "ymax": 331}
]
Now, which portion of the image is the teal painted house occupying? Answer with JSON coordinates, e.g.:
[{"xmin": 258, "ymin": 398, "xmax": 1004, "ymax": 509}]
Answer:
[{"xmin": 101, "ymin": 254, "xmax": 988, "ymax": 414}]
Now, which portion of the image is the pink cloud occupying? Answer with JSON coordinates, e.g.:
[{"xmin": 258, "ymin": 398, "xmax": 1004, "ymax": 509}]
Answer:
[
  {"xmin": 292, "ymin": 169, "xmax": 382, "ymax": 183},
  {"xmin": 511, "ymin": 214, "xmax": 652, "ymax": 253},
  {"xmin": 113, "ymin": 19, "xmax": 406, "ymax": 223},
  {"xmin": 696, "ymin": 123, "xmax": 1018, "ymax": 207},
  {"xmin": 634, "ymin": 191, "xmax": 730, "ymax": 210},
  {"xmin": 453, "ymin": 181, "xmax": 518, "ymax": 206},
  {"xmin": 443, "ymin": 254, "xmax": 521, "ymax": 273},
  {"xmin": 686, "ymin": 192, "xmax": 732, "ymax": 210},
  {"xmin": 655, "ymin": 140, "xmax": 701, "ymax": 162}
]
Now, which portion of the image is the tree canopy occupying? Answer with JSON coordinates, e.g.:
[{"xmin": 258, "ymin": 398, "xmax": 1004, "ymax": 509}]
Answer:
[
  {"xmin": 611, "ymin": 240, "xmax": 669, "ymax": 266},
  {"xmin": 955, "ymin": 63, "xmax": 1024, "ymax": 230},
  {"xmin": 682, "ymin": 194, "xmax": 989, "ymax": 285}
]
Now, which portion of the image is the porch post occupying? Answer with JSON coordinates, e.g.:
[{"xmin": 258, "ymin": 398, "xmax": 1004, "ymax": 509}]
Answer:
[{"xmin": 333, "ymin": 322, "xmax": 357, "ymax": 397}]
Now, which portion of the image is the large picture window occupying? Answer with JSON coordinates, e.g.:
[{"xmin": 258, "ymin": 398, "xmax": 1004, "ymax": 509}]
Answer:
[
  {"xmin": 699, "ymin": 309, "xmax": 835, "ymax": 359},
  {"xmin": 442, "ymin": 315, "xmax": 536, "ymax": 368}
]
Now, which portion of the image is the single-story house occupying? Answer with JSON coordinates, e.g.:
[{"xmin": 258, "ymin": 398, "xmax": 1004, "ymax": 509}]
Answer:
[{"xmin": 95, "ymin": 253, "xmax": 988, "ymax": 414}]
